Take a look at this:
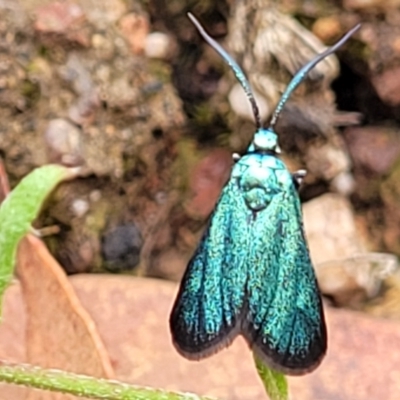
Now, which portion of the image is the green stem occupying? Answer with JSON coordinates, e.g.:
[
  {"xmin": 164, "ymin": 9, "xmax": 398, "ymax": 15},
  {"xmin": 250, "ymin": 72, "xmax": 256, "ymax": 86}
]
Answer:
[
  {"xmin": 0, "ymin": 360, "xmax": 216, "ymax": 400},
  {"xmin": 253, "ymin": 355, "xmax": 288, "ymax": 400}
]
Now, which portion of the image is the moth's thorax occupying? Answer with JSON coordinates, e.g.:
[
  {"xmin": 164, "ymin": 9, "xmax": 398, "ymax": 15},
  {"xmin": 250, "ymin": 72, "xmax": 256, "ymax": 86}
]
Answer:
[
  {"xmin": 248, "ymin": 128, "xmax": 279, "ymax": 153},
  {"xmin": 232, "ymin": 153, "xmax": 293, "ymax": 212}
]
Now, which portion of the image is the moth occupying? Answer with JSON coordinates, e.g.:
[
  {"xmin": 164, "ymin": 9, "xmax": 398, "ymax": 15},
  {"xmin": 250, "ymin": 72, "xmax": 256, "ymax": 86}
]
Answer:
[{"xmin": 170, "ymin": 13, "xmax": 360, "ymax": 375}]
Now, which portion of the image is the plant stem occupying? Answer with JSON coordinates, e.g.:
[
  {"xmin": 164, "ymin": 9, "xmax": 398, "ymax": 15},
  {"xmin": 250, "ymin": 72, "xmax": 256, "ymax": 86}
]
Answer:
[{"xmin": 0, "ymin": 360, "xmax": 216, "ymax": 400}]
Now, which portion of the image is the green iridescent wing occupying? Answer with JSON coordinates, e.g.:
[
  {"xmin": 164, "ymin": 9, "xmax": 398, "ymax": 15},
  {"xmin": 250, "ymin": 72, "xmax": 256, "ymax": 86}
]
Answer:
[
  {"xmin": 170, "ymin": 166, "xmax": 326, "ymax": 374},
  {"xmin": 243, "ymin": 187, "xmax": 326, "ymax": 375},
  {"xmin": 169, "ymin": 177, "xmax": 249, "ymax": 359}
]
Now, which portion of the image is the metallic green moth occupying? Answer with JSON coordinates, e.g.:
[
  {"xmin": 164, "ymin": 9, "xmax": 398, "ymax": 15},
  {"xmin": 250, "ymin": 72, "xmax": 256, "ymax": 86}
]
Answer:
[{"xmin": 170, "ymin": 13, "xmax": 360, "ymax": 375}]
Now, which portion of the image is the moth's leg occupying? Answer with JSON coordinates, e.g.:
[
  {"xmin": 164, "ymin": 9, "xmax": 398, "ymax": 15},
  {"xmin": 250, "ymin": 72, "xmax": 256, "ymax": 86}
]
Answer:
[
  {"xmin": 232, "ymin": 153, "xmax": 241, "ymax": 162},
  {"xmin": 292, "ymin": 169, "xmax": 307, "ymax": 191}
]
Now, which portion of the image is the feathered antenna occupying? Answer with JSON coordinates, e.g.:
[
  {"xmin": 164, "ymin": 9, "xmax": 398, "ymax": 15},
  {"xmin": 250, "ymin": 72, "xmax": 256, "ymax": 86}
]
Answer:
[{"xmin": 188, "ymin": 12, "xmax": 360, "ymax": 133}]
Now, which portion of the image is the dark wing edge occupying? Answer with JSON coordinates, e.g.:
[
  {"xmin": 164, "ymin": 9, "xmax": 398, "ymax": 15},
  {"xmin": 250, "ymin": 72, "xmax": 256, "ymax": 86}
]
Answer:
[
  {"xmin": 169, "ymin": 178, "xmax": 249, "ymax": 360},
  {"xmin": 242, "ymin": 190, "xmax": 327, "ymax": 375},
  {"xmin": 251, "ymin": 294, "xmax": 326, "ymax": 376}
]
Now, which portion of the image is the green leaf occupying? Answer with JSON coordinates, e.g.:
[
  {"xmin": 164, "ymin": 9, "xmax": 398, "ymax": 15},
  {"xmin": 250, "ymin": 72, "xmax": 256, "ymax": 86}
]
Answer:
[
  {"xmin": 0, "ymin": 164, "xmax": 76, "ymax": 316},
  {"xmin": 254, "ymin": 355, "xmax": 288, "ymax": 400}
]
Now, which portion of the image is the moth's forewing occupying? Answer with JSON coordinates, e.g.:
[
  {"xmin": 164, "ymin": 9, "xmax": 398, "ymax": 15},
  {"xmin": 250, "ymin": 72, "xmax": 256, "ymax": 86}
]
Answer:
[
  {"xmin": 170, "ymin": 173, "xmax": 249, "ymax": 358},
  {"xmin": 241, "ymin": 156, "xmax": 326, "ymax": 375}
]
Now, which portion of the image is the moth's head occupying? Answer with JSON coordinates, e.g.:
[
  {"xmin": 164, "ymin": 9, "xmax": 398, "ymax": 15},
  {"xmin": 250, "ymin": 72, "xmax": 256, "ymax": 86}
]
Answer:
[{"xmin": 250, "ymin": 128, "xmax": 281, "ymax": 154}]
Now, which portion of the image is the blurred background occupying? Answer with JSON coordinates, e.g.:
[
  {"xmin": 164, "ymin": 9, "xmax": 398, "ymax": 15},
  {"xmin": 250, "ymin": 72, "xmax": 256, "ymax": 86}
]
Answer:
[{"xmin": 0, "ymin": 0, "xmax": 400, "ymax": 398}]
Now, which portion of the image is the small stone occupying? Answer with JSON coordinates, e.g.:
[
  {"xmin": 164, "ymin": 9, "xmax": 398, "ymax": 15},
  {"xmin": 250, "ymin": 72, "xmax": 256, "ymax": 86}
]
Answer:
[
  {"xmin": 102, "ymin": 224, "xmax": 143, "ymax": 272},
  {"xmin": 392, "ymin": 37, "xmax": 400, "ymax": 54},
  {"xmin": 330, "ymin": 171, "xmax": 356, "ymax": 196},
  {"xmin": 44, "ymin": 118, "xmax": 82, "ymax": 166},
  {"xmin": 89, "ymin": 190, "xmax": 102, "ymax": 202},
  {"xmin": 185, "ymin": 149, "xmax": 232, "ymax": 219},
  {"xmin": 343, "ymin": 0, "xmax": 395, "ymax": 9},
  {"xmin": 305, "ymin": 141, "xmax": 351, "ymax": 181},
  {"xmin": 381, "ymin": 159, "xmax": 400, "ymax": 255},
  {"xmin": 303, "ymin": 193, "xmax": 366, "ymax": 266},
  {"xmin": 34, "ymin": 2, "xmax": 85, "ymax": 33},
  {"xmin": 344, "ymin": 126, "xmax": 400, "ymax": 174},
  {"xmin": 144, "ymin": 32, "xmax": 174, "ymax": 59},
  {"xmin": 34, "ymin": 1, "xmax": 90, "ymax": 47},
  {"xmin": 71, "ymin": 198, "xmax": 90, "ymax": 218},
  {"xmin": 372, "ymin": 66, "xmax": 400, "ymax": 106},
  {"xmin": 68, "ymin": 91, "xmax": 100, "ymax": 126},
  {"xmin": 228, "ymin": 83, "xmax": 270, "ymax": 123},
  {"xmin": 78, "ymin": 0, "xmax": 127, "ymax": 27},
  {"xmin": 316, "ymin": 252, "xmax": 398, "ymax": 307},
  {"xmin": 343, "ymin": 0, "xmax": 371, "ymax": 8},
  {"xmin": 154, "ymin": 191, "xmax": 167, "ymax": 205},
  {"xmin": 119, "ymin": 13, "xmax": 149, "ymax": 55},
  {"xmin": 312, "ymin": 16, "xmax": 342, "ymax": 42},
  {"xmin": 59, "ymin": 53, "xmax": 94, "ymax": 95}
]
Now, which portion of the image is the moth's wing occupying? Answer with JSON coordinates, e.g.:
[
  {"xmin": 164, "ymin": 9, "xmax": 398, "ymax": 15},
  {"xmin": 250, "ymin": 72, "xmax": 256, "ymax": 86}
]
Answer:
[
  {"xmin": 170, "ymin": 177, "xmax": 249, "ymax": 359},
  {"xmin": 243, "ymin": 188, "xmax": 327, "ymax": 375}
]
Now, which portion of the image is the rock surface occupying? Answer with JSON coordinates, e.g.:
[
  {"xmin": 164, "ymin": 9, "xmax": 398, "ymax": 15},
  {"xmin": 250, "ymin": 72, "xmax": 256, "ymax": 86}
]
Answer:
[
  {"xmin": 0, "ymin": 275, "xmax": 399, "ymax": 399},
  {"xmin": 303, "ymin": 193, "xmax": 366, "ymax": 265}
]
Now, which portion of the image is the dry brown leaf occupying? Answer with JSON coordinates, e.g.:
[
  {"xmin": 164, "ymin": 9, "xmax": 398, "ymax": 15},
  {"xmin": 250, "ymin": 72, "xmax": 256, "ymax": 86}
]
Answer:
[
  {"xmin": 16, "ymin": 234, "xmax": 114, "ymax": 400},
  {"xmin": 0, "ymin": 282, "xmax": 28, "ymax": 398},
  {"xmin": 0, "ymin": 156, "xmax": 10, "ymax": 204}
]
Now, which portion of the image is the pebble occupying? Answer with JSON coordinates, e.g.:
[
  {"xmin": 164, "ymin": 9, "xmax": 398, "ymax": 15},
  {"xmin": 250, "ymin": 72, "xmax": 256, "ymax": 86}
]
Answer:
[
  {"xmin": 343, "ymin": 0, "xmax": 400, "ymax": 10},
  {"xmin": 330, "ymin": 171, "xmax": 356, "ymax": 196},
  {"xmin": 344, "ymin": 126, "xmax": 400, "ymax": 174},
  {"xmin": 77, "ymin": 0, "xmax": 127, "ymax": 28},
  {"xmin": 144, "ymin": 32, "xmax": 173, "ymax": 60},
  {"xmin": 301, "ymin": 193, "xmax": 394, "ymax": 306},
  {"xmin": 305, "ymin": 141, "xmax": 351, "ymax": 181},
  {"xmin": 34, "ymin": 2, "xmax": 85, "ymax": 33},
  {"xmin": 102, "ymin": 224, "xmax": 143, "ymax": 272},
  {"xmin": 33, "ymin": 1, "xmax": 90, "ymax": 47},
  {"xmin": 228, "ymin": 83, "xmax": 270, "ymax": 122},
  {"xmin": 44, "ymin": 118, "xmax": 82, "ymax": 166},
  {"xmin": 312, "ymin": 16, "xmax": 342, "ymax": 42},
  {"xmin": 71, "ymin": 198, "xmax": 90, "ymax": 218},
  {"xmin": 185, "ymin": 148, "xmax": 232, "ymax": 219},
  {"xmin": 89, "ymin": 190, "xmax": 102, "ymax": 202},
  {"xmin": 68, "ymin": 91, "xmax": 100, "ymax": 126},
  {"xmin": 372, "ymin": 66, "xmax": 400, "ymax": 106},
  {"xmin": 381, "ymin": 160, "xmax": 400, "ymax": 254},
  {"xmin": 119, "ymin": 13, "xmax": 149, "ymax": 55},
  {"xmin": 303, "ymin": 193, "xmax": 366, "ymax": 265},
  {"xmin": 316, "ymin": 252, "xmax": 398, "ymax": 307}
]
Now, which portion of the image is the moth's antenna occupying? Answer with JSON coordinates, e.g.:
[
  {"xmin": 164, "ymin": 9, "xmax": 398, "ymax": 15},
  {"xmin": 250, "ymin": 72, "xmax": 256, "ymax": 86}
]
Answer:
[
  {"xmin": 188, "ymin": 13, "xmax": 262, "ymax": 130},
  {"xmin": 269, "ymin": 24, "xmax": 361, "ymax": 130}
]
